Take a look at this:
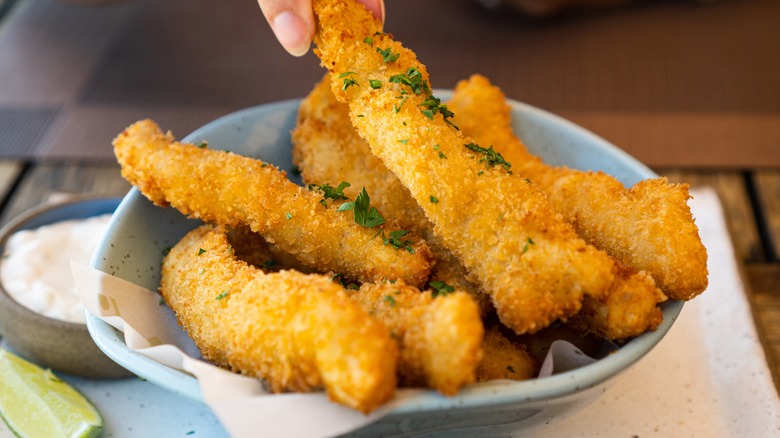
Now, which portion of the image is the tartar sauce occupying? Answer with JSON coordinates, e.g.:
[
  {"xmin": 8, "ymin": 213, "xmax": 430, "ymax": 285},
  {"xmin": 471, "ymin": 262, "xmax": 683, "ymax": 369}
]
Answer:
[{"xmin": 1, "ymin": 214, "xmax": 112, "ymax": 324}]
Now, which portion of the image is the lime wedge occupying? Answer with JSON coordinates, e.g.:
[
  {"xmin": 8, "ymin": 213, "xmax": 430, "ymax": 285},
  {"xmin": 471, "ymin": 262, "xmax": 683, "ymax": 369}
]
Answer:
[{"xmin": 0, "ymin": 348, "xmax": 103, "ymax": 438}]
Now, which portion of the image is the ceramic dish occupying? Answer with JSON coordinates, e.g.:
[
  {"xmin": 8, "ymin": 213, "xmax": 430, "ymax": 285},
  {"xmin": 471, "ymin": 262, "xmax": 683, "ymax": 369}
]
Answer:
[
  {"xmin": 0, "ymin": 196, "xmax": 132, "ymax": 379},
  {"xmin": 87, "ymin": 95, "xmax": 683, "ymax": 435}
]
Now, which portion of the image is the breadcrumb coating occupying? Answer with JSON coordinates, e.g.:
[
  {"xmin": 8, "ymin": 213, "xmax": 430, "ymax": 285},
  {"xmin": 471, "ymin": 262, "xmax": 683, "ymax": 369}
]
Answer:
[
  {"xmin": 113, "ymin": 119, "xmax": 433, "ymax": 288},
  {"xmin": 312, "ymin": 0, "xmax": 616, "ymax": 334},
  {"xmin": 161, "ymin": 225, "xmax": 398, "ymax": 413},
  {"xmin": 448, "ymin": 74, "xmax": 708, "ymax": 300},
  {"xmin": 349, "ymin": 281, "xmax": 483, "ymax": 395},
  {"xmin": 292, "ymin": 76, "xmax": 492, "ymax": 314},
  {"xmin": 475, "ymin": 326, "xmax": 537, "ymax": 382}
]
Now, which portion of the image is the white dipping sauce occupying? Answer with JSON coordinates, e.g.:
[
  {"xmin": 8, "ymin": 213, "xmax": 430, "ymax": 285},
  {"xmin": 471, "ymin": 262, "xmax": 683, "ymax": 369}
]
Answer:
[{"xmin": 1, "ymin": 214, "xmax": 112, "ymax": 324}]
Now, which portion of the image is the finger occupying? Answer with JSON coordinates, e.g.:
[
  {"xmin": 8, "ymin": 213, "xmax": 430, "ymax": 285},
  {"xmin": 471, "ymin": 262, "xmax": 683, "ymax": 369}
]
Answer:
[
  {"xmin": 358, "ymin": 0, "xmax": 385, "ymax": 22},
  {"xmin": 257, "ymin": 0, "xmax": 314, "ymax": 57}
]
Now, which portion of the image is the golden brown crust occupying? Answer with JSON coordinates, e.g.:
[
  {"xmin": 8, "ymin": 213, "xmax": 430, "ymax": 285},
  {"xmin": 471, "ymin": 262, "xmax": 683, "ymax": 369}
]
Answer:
[
  {"xmin": 293, "ymin": 76, "xmax": 492, "ymax": 313},
  {"xmin": 475, "ymin": 326, "xmax": 537, "ymax": 382},
  {"xmin": 113, "ymin": 119, "xmax": 434, "ymax": 288},
  {"xmin": 312, "ymin": 0, "xmax": 616, "ymax": 334},
  {"xmin": 160, "ymin": 225, "xmax": 398, "ymax": 413},
  {"xmin": 349, "ymin": 281, "xmax": 483, "ymax": 395},
  {"xmin": 448, "ymin": 74, "xmax": 708, "ymax": 300}
]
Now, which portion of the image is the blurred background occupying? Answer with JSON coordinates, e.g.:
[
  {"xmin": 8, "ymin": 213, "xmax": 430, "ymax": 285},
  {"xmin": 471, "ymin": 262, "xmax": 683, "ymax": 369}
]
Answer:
[{"xmin": 0, "ymin": 0, "xmax": 778, "ymax": 168}]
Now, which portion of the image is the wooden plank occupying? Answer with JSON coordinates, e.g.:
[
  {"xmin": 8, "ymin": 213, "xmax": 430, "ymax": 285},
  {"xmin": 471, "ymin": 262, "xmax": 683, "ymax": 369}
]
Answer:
[
  {"xmin": 658, "ymin": 169, "xmax": 762, "ymax": 263},
  {"xmin": 0, "ymin": 161, "xmax": 130, "ymax": 226},
  {"xmin": 745, "ymin": 264, "xmax": 780, "ymax": 393},
  {"xmin": 753, "ymin": 170, "xmax": 780, "ymax": 261},
  {"xmin": 0, "ymin": 160, "xmax": 22, "ymax": 199}
]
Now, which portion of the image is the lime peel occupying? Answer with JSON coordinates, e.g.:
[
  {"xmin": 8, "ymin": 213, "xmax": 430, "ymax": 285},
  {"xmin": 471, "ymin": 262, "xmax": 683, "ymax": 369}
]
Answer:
[{"xmin": 0, "ymin": 348, "xmax": 103, "ymax": 438}]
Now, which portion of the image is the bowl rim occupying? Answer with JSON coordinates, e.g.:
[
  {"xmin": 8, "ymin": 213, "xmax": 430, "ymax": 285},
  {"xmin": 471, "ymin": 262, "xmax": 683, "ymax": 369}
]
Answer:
[
  {"xmin": 0, "ymin": 195, "xmax": 123, "ymax": 331},
  {"xmin": 86, "ymin": 96, "xmax": 684, "ymax": 412}
]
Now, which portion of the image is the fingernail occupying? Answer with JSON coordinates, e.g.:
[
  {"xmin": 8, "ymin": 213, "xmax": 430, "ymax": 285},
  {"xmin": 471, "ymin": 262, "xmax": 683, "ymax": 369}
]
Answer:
[{"xmin": 272, "ymin": 11, "xmax": 310, "ymax": 57}]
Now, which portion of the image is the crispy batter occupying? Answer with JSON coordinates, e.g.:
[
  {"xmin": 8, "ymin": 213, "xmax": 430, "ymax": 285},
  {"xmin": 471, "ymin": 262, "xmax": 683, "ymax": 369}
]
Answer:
[
  {"xmin": 348, "ymin": 282, "xmax": 483, "ymax": 395},
  {"xmin": 229, "ymin": 224, "xmax": 484, "ymax": 393},
  {"xmin": 312, "ymin": 0, "xmax": 616, "ymax": 334},
  {"xmin": 292, "ymin": 70, "xmax": 662, "ymax": 339},
  {"xmin": 293, "ymin": 75, "xmax": 428, "ymax": 232},
  {"xmin": 567, "ymin": 263, "xmax": 666, "ymax": 339},
  {"xmin": 475, "ymin": 326, "xmax": 537, "ymax": 382},
  {"xmin": 293, "ymin": 76, "xmax": 492, "ymax": 314},
  {"xmin": 447, "ymin": 75, "xmax": 668, "ymax": 338},
  {"xmin": 447, "ymin": 74, "xmax": 708, "ymax": 300},
  {"xmin": 113, "ymin": 119, "xmax": 433, "ymax": 288},
  {"xmin": 161, "ymin": 225, "xmax": 397, "ymax": 413}
]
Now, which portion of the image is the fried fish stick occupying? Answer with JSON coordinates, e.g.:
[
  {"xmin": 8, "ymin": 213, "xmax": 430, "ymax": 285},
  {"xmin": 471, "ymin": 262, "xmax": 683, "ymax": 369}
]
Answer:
[
  {"xmin": 447, "ymin": 75, "xmax": 708, "ymax": 300},
  {"xmin": 568, "ymin": 263, "xmax": 666, "ymax": 339},
  {"xmin": 114, "ymin": 119, "xmax": 433, "ymax": 288},
  {"xmin": 312, "ymin": 0, "xmax": 615, "ymax": 334},
  {"xmin": 295, "ymin": 74, "xmax": 662, "ymax": 338},
  {"xmin": 293, "ymin": 75, "xmax": 428, "ymax": 232},
  {"xmin": 348, "ymin": 281, "xmax": 483, "ymax": 395},
  {"xmin": 161, "ymin": 225, "xmax": 397, "ymax": 413},
  {"xmin": 293, "ymin": 76, "xmax": 492, "ymax": 313},
  {"xmin": 475, "ymin": 326, "xmax": 537, "ymax": 382}
]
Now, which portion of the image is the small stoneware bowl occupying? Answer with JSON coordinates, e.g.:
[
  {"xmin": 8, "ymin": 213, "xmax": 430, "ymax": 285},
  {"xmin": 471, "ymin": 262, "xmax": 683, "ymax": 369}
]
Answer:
[{"xmin": 0, "ymin": 196, "xmax": 132, "ymax": 378}]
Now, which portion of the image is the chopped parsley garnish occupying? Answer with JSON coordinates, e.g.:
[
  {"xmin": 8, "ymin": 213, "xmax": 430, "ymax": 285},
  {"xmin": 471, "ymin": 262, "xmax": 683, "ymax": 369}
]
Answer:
[
  {"xmin": 497, "ymin": 212, "xmax": 505, "ymax": 222},
  {"xmin": 433, "ymin": 144, "xmax": 446, "ymax": 159},
  {"xmin": 430, "ymin": 195, "xmax": 439, "ymax": 204},
  {"xmin": 197, "ymin": 248, "xmax": 206, "ymax": 256},
  {"xmin": 393, "ymin": 96, "xmax": 409, "ymax": 113},
  {"xmin": 464, "ymin": 143, "xmax": 512, "ymax": 171},
  {"xmin": 338, "ymin": 71, "xmax": 359, "ymax": 90},
  {"xmin": 337, "ymin": 187, "xmax": 385, "ymax": 228},
  {"xmin": 364, "ymin": 36, "xmax": 373, "ymax": 45},
  {"xmin": 309, "ymin": 181, "xmax": 350, "ymax": 206},
  {"xmin": 290, "ymin": 165, "xmax": 301, "ymax": 176},
  {"xmin": 162, "ymin": 246, "xmax": 171, "ymax": 256},
  {"xmin": 285, "ymin": 212, "xmax": 292, "ymax": 220},
  {"xmin": 263, "ymin": 259, "xmax": 277, "ymax": 269},
  {"xmin": 384, "ymin": 295, "xmax": 396, "ymax": 307},
  {"xmin": 507, "ymin": 365, "xmax": 516, "ymax": 373},
  {"xmin": 419, "ymin": 95, "xmax": 455, "ymax": 123},
  {"xmin": 523, "ymin": 237, "xmax": 535, "ymax": 253},
  {"xmin": 216, "ymin": 290, "xmax": 229, "ymax": 300},
  {"xmin": 388, "ymin": 67, "xmax": 457, "ymax": 127},
  {"xmin": 195, "ymin": 141, "xmax": 208, "ymax": 149},
  {"xmin": 389, "ymin": 67, "xmax": 427, "ymax": 94},
  {"xmin": 378, "ymin": 229, "xmax": 415, "ymax": 253},
  {"xmin": 376, "ymin": 47, "xmax": 399, "ymax": 63},
  {"xmin": 399, "ymin": 138, "xmax": 408, "ymax": 144},
  {"xmin": 369, "ymin": 79, "xmax": 382, "ymax": 89},
  {"xmin": 429, "ymin": 280, "xmax": 455, "ymax": 297}
]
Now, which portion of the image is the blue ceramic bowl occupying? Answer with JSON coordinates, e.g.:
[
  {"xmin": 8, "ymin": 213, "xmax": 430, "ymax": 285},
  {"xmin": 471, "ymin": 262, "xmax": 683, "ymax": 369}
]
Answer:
[
  {"xmin": 88, "ymin": 95, "xmax": 683, "ymax": 435},
  {"xmin": 0, "ymin": 196, "xmax": 132, "ymax": 378}
]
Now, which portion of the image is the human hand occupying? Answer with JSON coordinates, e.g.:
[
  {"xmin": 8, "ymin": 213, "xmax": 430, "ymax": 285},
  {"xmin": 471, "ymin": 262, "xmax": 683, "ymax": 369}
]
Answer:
[{"xmin": 257, "ymin": 0, "xmax": 385, "ymax": 57}]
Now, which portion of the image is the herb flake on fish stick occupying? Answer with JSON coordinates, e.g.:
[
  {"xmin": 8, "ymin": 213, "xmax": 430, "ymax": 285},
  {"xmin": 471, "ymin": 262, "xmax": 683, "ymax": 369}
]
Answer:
[{"xmin": 312, "ymin": 0, "xmax": 615, "ymax": 334}]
